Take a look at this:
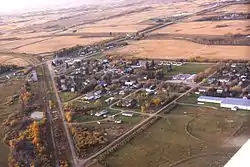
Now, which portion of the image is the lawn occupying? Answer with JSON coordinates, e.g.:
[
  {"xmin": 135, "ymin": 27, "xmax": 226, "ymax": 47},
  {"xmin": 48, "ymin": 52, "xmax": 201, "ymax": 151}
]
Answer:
[
  {"xmin": 115, "ymin": 113, "xmax": 146, "ymax": 126},
  {"xmin": 73, "ymin": 115, "xmax": 101, "ymax": 122},
  {"xmin": 59, "ymin": 92, "xmax": 79, "ymax": 103},
  {"xmin": 164, "ymin": 63, "xmax": 213, "ymax": 78},
  {"xmin": 177, "ymin": 94, "xmax": 200, "ymax": 104}
]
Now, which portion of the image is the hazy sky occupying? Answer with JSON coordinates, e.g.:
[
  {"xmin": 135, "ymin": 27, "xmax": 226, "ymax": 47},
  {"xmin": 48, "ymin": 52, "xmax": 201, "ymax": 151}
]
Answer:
[{"xmin": 0, "ymin": 0, "xmax": 123, "ymax": 13}]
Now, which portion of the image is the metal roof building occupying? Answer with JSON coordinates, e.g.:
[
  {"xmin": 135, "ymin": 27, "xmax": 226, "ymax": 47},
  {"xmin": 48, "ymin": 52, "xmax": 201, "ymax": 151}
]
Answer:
[
  {"xmin": 221, "ymin": 98, "xmax": 250, "ymax": 111},
  {"xmin": 198, "ymin": 96, "xmax": 224, "ymax": 104},
  {"xmin": 198, "ymin": 96, "xmax": 250, "ymax": 111}
]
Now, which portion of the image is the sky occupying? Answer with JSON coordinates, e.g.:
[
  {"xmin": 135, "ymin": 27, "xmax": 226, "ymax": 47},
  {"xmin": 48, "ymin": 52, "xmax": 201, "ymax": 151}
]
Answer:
[{"xmin": 0, "ymin": 0, "xmax": 124, "ymax": 13}]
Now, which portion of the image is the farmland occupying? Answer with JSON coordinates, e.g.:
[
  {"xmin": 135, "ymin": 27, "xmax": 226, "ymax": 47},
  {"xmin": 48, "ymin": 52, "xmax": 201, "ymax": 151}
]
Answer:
[
  {"xmin": 107, "ymin": 40, "xmax": 250, "ymax": 60},
  {"xmin": 100, "ymin": 105, "xmax": 248, "ymax": 167},
  {"xmin": 152, "ymin": 20, "xmax": 250, "ymax": 35},
  {"xmin": 12, "ymin": 36, "xmax": 112, "ymax": 54}
]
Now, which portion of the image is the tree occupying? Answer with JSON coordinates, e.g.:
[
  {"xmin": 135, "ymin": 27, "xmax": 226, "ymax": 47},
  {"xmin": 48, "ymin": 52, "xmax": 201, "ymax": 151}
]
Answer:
[
  {"xmin": 65, "ymin": 112, "xmax": 72, "ymax": 122},
  {"xmin": 141, "ymin": 105, "xmax": 146, "ymax": 113},
  {"xmin": 152, "ymin": 98, "xmax": 161, "ymax": 106}
]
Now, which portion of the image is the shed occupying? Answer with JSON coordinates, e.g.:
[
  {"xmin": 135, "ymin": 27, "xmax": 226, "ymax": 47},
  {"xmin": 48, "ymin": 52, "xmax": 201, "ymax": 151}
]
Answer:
[
  {"xmin": 122, "ymin": 112, "xmax": 134, "ymax": 117},
  {"xmin": 30, "ymin": 111, "xmax": 44, "ymax": 120}
]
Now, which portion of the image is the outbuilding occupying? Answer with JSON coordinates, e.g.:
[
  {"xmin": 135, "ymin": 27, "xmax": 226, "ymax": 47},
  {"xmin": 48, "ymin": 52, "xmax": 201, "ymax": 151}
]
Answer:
[{"xmin": 122, "ymin": 112, "xmax": 134, "ymax": 117}]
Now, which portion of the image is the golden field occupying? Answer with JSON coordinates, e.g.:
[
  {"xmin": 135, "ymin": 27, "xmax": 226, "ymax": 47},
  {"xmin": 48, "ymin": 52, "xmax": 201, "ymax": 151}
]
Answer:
[
  {"xmin": 13, "ymin": 36, "xmax": 111, "ymax": 54},
  {"xmin": 152, "ymin": 20, "xmax": 250, "ymax": 35},
  {"xmin": 107, "ymin": 40, "xmax": 250, "ymax": 60},
  {"xmin": 0, "ymin": 54, "xmax": 33, "ymax": 66}
]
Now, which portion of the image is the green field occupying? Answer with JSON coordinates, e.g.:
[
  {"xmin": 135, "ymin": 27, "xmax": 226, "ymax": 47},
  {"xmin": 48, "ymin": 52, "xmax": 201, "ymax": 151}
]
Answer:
[
  {"xmin": 101, "ymin": 105, "xmax": 243, "ymax": 167},
  {"xmin": 164, "ymin": 63, "xmax": 214, "ymax": 78},
  {"xmin": 177, "ymin": 94, "xmax": 200, "ymax": 104}
]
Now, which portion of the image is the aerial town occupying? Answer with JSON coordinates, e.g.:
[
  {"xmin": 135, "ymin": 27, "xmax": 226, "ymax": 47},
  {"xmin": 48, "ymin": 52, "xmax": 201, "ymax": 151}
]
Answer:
[{"xmin": 0, "ymin": 0, "xmax": 250, "ymax": 167}]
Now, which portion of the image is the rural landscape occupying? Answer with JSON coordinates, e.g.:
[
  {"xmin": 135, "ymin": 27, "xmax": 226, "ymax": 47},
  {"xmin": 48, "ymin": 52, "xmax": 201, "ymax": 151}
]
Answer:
[{"xmin": 0, "ymin": 0, "xmax": 250, "ymax": 167}]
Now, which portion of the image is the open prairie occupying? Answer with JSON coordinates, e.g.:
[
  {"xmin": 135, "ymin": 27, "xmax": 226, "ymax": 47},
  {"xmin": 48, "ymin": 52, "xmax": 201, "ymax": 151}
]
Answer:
[
  {"xmin": 107, "ymin": 40, "xmax": 250, "ymax": 60},
  {"xmin": 13, "ymin": 36, "xmax": 111, "ymax": 54},
  {"xmin": 152, "ymin": 20, "xmax": 250, "ymax": 35},
  {"xmin": 99, "ymin": 105, "xmax": 248, "ymax": 167}
]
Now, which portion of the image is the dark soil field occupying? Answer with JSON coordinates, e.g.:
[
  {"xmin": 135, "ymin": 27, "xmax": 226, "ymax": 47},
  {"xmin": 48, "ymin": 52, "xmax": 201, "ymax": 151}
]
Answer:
[{"xmin": 96, "ymin": 105, "xmax": 250, "ymax": 167}]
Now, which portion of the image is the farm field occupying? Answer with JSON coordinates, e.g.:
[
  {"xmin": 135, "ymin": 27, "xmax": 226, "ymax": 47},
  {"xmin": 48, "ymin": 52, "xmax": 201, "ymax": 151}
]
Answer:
[
  {"xmin": 107, "ymin": 40, "xmax": 250, "ymax": 60},
  {"xmin": 207, "ymin": 4, "xmax": 250, "ymax": 14},
  {"xmin": 13, "ymin": 36, "xmax": 111, "ymax": 54},
  {"xmin": 0, "ymin": 37, "xmax": 49, "ymax": 52},
  {"xmin": 152, "ymin": 20, "xmax": 250, "ymax": 35},
  {"xmin": 0, "ymin": 53, "xmax": 35, "ymax": 66},
  {"xmin": 100, "ymin": 105, "xmax": 248, "ymax": 167},
  {"xmin": 0, "ymin": 78, "xmax": 25, "ymax": 167},
  {"xmin": 70, "ymin": 25, "xmax": 149, "ymax": 33},
  {"xmin": 65, "ymin": 2, "xmax": 203, "ymax": 34}
]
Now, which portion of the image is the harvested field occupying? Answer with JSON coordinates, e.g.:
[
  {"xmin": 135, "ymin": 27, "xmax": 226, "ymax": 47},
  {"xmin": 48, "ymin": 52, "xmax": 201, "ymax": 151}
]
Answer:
[
  {"xmin": 152, "ymin": 20, "xmax": 250, "ymax": 35},
  {"xmin": 101, "ymin": 105, "xmax": 247, "ymax": 167},
  {"xmin": 0, "ymin": 37, "xmax": 49, "ymax": 52},
  {"xmin": 107, "ymin": 40, "xmax": 250, "ymax": 60},
  {"xmin": 71, "ymin": 25, "xmax": 149, "ymax": 33},
  {"xmin": 68, "ymin": 2, "xmax": 203, "ymax": 33},
  {"xmin": 208, "ymin": 4, "xmax": 250, "ymax": 14},
  {"xmin": 13, "ymin": 36, "xmax": 111, "ymax": 54},
  {"xmin": 0, "ymin": 54, "xmax": 31, "ymax": 66}
]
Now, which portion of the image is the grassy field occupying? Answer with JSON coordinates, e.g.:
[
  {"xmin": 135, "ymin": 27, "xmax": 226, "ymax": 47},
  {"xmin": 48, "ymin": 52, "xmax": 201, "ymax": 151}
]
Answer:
[
  {"xmin": 59, "ymin": 92, "xmax": 79, "ymax": 103},
  {"xmin": 152, "ymin": 20, "xmax": 250, "ymax": 35},
  {"xmin": 164, "ymin": 63, "xmax": 213, "ymax": 78},
  {"xmin": 100, "ymin": 105, "xmax": 245, "ymax": 167},
  {"xmin": 177, "ymin": 94, "xmax": 200, "ymax": 104},
  {"xmin": 108, "ymin": 40, "xmax": 250, "ymax": 60}
]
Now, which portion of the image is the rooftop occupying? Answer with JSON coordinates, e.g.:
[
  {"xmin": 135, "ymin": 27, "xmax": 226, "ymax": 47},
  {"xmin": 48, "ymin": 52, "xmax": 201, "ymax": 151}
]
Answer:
[{"xmin": 222, "ymin": 98, "xmax": 250, "ymax": 107}]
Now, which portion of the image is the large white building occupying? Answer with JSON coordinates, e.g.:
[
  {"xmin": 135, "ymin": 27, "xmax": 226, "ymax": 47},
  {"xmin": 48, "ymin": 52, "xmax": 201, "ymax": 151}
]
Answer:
[{"xmin": 198, "ymin": 96, "xmax": 250, "ymax": 111}]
